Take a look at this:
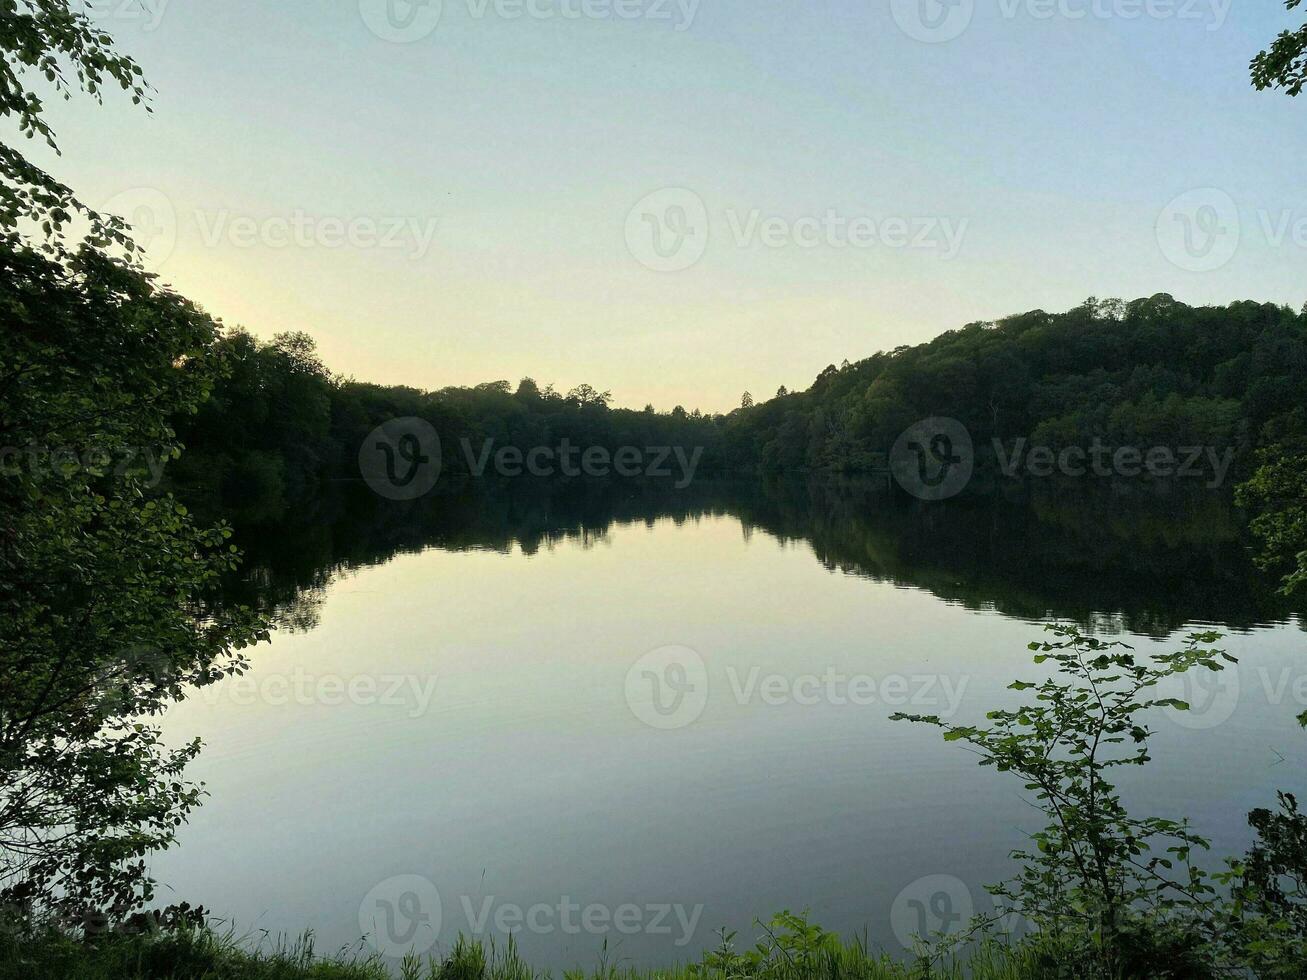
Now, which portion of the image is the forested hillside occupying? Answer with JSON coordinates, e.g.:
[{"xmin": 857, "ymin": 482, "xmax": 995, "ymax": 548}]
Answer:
[
  {"xmin": 173, "ymin": 294, "xmax": 1307, "ymax": 522},
  {"xmin": 721, "ymin": 294, "xmax": 1307, "ymax": 473}
]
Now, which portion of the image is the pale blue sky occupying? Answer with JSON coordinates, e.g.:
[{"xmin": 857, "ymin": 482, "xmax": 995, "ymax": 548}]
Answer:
[{"xmin": 26, "ymin": 0, "xmax": 1307, "ymax": 411}]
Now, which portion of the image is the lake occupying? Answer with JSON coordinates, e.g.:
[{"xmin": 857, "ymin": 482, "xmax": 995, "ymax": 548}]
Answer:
[{"xmin": 150, "ymin": 478, "xmax": 1307, "ymax": 970}]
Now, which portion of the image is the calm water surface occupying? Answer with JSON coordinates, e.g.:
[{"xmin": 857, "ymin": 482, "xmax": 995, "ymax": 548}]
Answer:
[{"xmin": 151, "ymin": 480, "xmax": 1307, "ymax": 969}]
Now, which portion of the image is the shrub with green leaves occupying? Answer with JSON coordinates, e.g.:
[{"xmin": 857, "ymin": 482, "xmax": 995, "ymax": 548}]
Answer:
[
  {"xmin": 893, "ymin": 625, "xmax": 1234, "ymax": 977},
  {"xmin": 0, "ymin": 243, "xmax": 268, "ymax": 921}
]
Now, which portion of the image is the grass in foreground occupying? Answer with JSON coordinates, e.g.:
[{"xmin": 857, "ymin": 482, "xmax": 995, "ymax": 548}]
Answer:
[{"xmin": 0, "ymin": 926, "xmax": 1064, "ymax": 980}]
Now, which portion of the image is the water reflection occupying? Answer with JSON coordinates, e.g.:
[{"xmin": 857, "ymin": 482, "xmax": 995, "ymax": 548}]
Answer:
[
  {"xmin": 152, "ymin": 477, "xmax": 1307, "ymax": 971},
  {"xmin": 232, "ymin": 478, "xmax": 1305, "ymax": 640}
]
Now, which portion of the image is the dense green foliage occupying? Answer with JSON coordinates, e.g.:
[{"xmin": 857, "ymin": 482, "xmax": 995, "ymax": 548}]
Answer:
[
  {"xmin": 0, "ymin": 242, "xmax": 268, "ymax": 919},
  {"xmin": 170, "ymin": 331, "xmax": 725, "ymax": 524},
  {"xmin": 1253, "ymin": 0, "xmax": 1307, "ymax": 96},
  {"xmin": 0, "ymin": 0, "xmax": 146, "ymax": 256},
  {"xmin": 171, "ymin": 295, "xmax": 1307, "ymax": 527},
  {"xmin": 895, "ymin": 626, "xmax": 1307, "ymax": 977},
  {"xmin": 722, "ymin": 296, "xmax": 1304, "ymax": 476},
  {"xmin": 2, "ymin": 4, "xmax": 1305, "ymax": 976}
]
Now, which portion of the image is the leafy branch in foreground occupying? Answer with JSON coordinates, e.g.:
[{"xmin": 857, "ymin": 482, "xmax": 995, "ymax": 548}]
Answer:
[
  {"xmin": 893, "ymin": 624, "xmax": 1233, "ymax": 977},
  {"xmin": 1253, "ymin": 0, "xmax": 1307, "ymax": 96},
  {"xmin": 0, "ymin": 0, "xmax": 150, "ymax": 255},
  {"xmin": 0, "ymin": 242, "xmax": 269, "ymax": 921}
]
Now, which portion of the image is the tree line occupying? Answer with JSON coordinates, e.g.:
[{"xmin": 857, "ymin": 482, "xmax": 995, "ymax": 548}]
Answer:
[{"xmin": 167, "ymin": 294, "xmax": 1307, "ymax": 518}]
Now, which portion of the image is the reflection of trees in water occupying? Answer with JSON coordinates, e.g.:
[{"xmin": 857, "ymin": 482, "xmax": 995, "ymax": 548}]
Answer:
[{"xmin": 227, "ymin": 478, "xmax": 1306, "ymax": 641}]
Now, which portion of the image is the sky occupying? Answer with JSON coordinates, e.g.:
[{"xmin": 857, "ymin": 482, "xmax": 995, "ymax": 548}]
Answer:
[{"xmin": 21, "ymin": 0, "xmax": 1307, "ymax": 412}]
